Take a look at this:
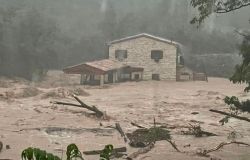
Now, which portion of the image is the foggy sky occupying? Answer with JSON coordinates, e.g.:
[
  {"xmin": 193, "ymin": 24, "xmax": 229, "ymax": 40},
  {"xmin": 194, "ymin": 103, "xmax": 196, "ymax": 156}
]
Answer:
[{"xmin": 0, "ymin": 0, "xmax": 249, "ymax": 79}]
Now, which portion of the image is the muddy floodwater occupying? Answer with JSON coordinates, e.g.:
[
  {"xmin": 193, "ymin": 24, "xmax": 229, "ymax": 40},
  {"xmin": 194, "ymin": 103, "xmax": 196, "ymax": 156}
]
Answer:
[{"xmin": 0, "ymin": 71, "xmax": 250, "ymax": 160}]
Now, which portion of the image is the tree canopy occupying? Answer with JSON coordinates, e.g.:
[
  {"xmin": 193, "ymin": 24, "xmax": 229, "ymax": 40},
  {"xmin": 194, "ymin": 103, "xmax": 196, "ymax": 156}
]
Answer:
[
  {"xmin": 191, "ymin": 0, "xmax": 250, "ymax": 26},
  {"xmin": 0, "ymin": 0, "xmax": 247, "ymax": 80},
  {"xmin": 191, "ymin": 0, "xmax": 250, "ymax": 115}
]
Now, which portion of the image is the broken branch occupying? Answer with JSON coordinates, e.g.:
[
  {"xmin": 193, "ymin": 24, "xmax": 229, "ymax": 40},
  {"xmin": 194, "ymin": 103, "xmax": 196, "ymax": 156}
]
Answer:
[
  {"xmin": 166, "ymin": 140, "xmax": 181, "ymax": 152},
  {"xmin": 131, "ymin": 122, "xmax": 146, "ymax": 128},
  {"xmin": 181, "ymin": 124, "xmax": 217, "ymax": 137},
  {"xmin": 198, "ymin": 141, "xmax": 250, "ymax": 156},
  {"xmin": 126, "ymin": 143, "xmax": 154, "ymax": 160},
  {"xmin": 51, "ymin": 101, "xmax": 82, "ymax": 108},
  {"xmin": 115, "ymin": 123, "xmax": 127, "ymax": 143},
  {"xmin": 210, "ymin": 109, "xmax": 250, "ymax": 122},
  {"xmin": 51, "ymin": 95, "xmax": 104, "ymax": 117},
  {"xmin": 72, "ymin": 95, "xmax": 104, "ymax": 117}
]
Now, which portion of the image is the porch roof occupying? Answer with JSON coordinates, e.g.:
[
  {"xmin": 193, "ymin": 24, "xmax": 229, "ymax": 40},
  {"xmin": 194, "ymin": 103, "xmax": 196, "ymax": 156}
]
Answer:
[
  {"xmin": 63, "ymin": 59, "xmax": 127, "ymax": 75},
  {"xmin": 122, "ymin": 66, "xmax": 144, "ymax": 73}
]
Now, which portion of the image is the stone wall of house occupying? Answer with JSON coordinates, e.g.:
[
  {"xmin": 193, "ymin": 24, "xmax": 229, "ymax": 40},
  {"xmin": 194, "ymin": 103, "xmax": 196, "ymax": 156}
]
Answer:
[{"xmin": 109, "ymin": 37, "xmax": 177, "ymax": 80}]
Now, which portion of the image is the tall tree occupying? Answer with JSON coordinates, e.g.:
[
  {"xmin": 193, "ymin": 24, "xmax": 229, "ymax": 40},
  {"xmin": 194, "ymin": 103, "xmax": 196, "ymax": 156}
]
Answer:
[
  {"xmin": 191, "ymin": 0, "xmax": 250, "ymax": 118},
  {"xmin": 17, "ymin": 8, "xmax": 59, "ymax": 80},
  {"xmin": 0, "ymin": 7, "xmax": 60, "ymax": 80}
]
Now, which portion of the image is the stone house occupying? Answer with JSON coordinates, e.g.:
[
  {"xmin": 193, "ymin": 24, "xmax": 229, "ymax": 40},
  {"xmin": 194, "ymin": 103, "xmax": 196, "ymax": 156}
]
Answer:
[
  {"xmin": 63, "ymin": 33, "xmax": 188, "ymax": 85},
  {"xmin": 108, "ymin": 33, "xmax": 180, "ymax": 81}
]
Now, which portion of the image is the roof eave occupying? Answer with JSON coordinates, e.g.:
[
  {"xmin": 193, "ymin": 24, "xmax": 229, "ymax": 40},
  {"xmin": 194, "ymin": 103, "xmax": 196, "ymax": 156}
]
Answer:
[{"xmin": 108, "ymin": 33, "xmax": 179, "ymax": 46}]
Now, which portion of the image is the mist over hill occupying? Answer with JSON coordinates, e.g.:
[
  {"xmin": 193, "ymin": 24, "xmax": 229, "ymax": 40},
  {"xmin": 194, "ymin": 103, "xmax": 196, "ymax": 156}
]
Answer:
[{"xmin": 0, "ymin": 0, "xmax": 249, "ymax": 80}]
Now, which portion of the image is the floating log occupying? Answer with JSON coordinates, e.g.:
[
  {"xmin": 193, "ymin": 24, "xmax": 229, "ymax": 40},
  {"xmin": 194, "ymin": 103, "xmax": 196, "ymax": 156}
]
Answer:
[
  {"xmin": 131, "ymin": 122, "xmax": 146, "ymax": 128},
  {"xmin": 52, "ymin": 101, "xmax": 82, "ymax": 108},
  {"xmin": 115, "ymin": 123, "xmax": 127, "ymax": 142},
  {"xmin": 83, "ymin": 147, "xmax": 126, "ymax": 155},
  {"xmin": 209, "ymin": 109, "xmax": 250, "ymax": 122}
]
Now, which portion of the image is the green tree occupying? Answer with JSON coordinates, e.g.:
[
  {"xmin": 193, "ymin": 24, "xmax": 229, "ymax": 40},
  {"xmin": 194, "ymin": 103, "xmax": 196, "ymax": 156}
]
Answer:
[
  {"xmin": 190, "ymin": 0, "xmax": 250, "ymax": 26},
  {"xmin": 191, "ymin": 0, "xmax": 250, "ymax": 115},
  {"xmin": 17, "ymin": 8, "xmax": 59, "ymax": 80},
  {"xmin": 0, "ymin": 7, "xmax": 60, "ymax": 81}
]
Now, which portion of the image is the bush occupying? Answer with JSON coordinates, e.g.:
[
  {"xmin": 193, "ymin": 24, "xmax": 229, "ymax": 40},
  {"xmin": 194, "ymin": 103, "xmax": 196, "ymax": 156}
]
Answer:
[{"xmin": 21, "ymin": 144, "xmax": 113, "ymax": 160}]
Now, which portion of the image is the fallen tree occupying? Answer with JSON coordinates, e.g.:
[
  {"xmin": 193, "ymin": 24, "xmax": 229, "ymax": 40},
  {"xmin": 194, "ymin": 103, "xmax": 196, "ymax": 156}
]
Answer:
[
  {"xmin": 52, "ymin": 95, "xmax": 104, "ymax": 118},
  {"xmin": 210, "ymin": 109, "xmax": 250, "ymax": 122}
]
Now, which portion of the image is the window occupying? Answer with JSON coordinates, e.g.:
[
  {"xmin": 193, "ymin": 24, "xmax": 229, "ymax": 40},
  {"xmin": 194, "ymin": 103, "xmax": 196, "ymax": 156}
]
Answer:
[
  {"xmin": 151, "ymin": 50, "xmax": 163, "ymax": 62},
  {"xmin": 115, "ymin": 50, "xmax": 127, "ymax": 61},
  {"xmin": 134, "ymin": 74, "xmax": 140, "ymax": 80},
  {"xmin": 152, "ymin": 74, "xmax": 160, "ymax": 80}
]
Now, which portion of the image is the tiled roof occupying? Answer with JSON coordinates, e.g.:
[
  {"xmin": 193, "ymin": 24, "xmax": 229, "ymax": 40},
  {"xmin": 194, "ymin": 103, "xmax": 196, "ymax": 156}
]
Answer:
[
  {"xmin": 63, "ymin": 59, "xmax": 126, "ymax": 74},
  {"xmin": 85, "ymin": 59, "xmax": 125, "ymax": 72}
]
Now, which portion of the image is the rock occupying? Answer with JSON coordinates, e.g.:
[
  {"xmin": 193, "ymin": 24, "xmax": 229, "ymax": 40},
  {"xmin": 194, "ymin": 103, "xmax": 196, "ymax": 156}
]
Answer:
[{"xmin": 6, "ymin": 145, "xmax": 10, "ymax": 149}]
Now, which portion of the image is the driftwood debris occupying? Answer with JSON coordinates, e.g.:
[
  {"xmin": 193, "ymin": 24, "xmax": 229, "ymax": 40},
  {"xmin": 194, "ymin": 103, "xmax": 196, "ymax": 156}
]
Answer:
[
  {"xmin": 52, "ymin": 95, "xmax": 104, "ymax": 117},
  {"xmin": 72, "ymin": 95, "xmax": 103, "ymax": 116},
  {"xmin": 126, "ymin": 143, "xmax": 155, "ymax": 160},
  {"xmin": 150, "ymin": 122, "xmax": 190, "ymax": 129},
  {"xmin": 181, "ymin": 124, "xmax": 217, "ymax": 137},
  {"xmin": 166, "ymin": 140, "xmax": 181, "ymax": 152},
  {"xmin": 197, "ymin": 141, "xmax": 250, "ymax": 156},
  {"xmin": 115, "ymin": 123, "xmax": 127, "ymax": 142},
  {"xmin": 131, "ymin": 122, "xmax": 146, "ymax": 129},
  {"xmin": 210, "ymin": 109, "xmax": 250, "ymax": 122},
  {"xmin": 83, "ymin": 147, "xmax": 126, "ymax": 155},
  {"xmin": 127, "ymin": 126, "xmax": 172, "ymax": 147}
]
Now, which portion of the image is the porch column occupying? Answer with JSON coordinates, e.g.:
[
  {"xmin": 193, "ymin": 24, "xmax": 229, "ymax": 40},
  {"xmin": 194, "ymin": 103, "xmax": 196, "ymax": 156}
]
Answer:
[
  {"xmin": 116, "ymin": 72, "xmax": 118, "ymax": 82},
  {"xmin": 100, "ymin": 74, "xmax": 104, "ymax": 86},
  {"xmin": 113, "ymin": 72, "xmax": 116, "ymax": 83},
  {"xmin": 80, "ymin": 74, "xmax": 84, "ymax": 85}
]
